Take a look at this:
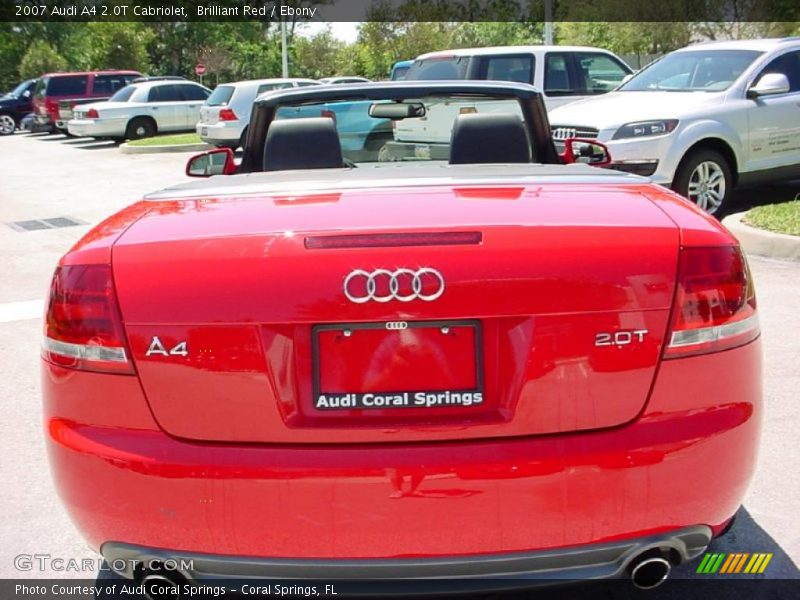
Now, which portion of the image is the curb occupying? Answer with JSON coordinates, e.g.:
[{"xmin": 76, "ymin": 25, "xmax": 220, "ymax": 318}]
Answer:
[
  {"xmin": 722, "ymin": 211, "xmax": 800, "ymax": 261},
  {"xmin": 119, "ymin": 142, "xmax": 211, "ymax": 155}
]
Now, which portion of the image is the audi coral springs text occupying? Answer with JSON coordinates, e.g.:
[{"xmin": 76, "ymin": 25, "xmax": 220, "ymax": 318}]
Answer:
[{"xmin": 43, "ymin": 82, "xmax": 762, "ymax": 595}]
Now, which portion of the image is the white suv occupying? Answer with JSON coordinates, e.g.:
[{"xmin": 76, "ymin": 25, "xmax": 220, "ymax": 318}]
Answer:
[
  {"xmin": 67, "ymin": 79, "xmax": 211, "ymax": 141},
  {"xmin": 549, "ymin": 38, "xmax": 800, "ymax": 215}
]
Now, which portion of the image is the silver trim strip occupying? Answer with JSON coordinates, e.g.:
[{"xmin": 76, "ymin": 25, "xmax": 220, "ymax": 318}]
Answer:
[
  {"xmin": 669, "ymin": 313, "xmax": 759, "ymax": 348},
  {"xmin": 43, "ymin": 336, "xmax": 128, "ymax": 363}
]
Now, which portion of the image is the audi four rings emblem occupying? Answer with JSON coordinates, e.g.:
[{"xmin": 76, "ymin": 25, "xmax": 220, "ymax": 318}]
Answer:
[{"xmin": 344, "ymin": 268, "xmax": 445, "ymax": 303}]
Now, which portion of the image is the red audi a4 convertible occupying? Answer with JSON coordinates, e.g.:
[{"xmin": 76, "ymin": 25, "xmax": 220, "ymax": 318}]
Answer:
[{"xmin": 43, "ymin": 82, "xmax": 761, "ymax": 595}]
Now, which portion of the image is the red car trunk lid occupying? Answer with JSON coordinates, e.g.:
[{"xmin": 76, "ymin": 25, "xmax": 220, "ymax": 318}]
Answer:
[{"xmin": 113, "ymin": 183, "xmax": 679, "ymax": 443}]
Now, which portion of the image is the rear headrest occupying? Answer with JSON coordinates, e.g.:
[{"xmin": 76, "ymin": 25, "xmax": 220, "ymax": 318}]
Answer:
[
  {"xmin": 449, "ymin": 113, "xmax": 531, "ymax": 165},
  {"xmin": 263, "ymin": 117, "xmax": 344, "ymax": 171}
]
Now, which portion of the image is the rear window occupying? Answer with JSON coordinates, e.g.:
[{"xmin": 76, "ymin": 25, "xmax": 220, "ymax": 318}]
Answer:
[
  {"xmin": 391, "ymin": 65, "xmax": 410, "ymax": 80},
  {"xmin": 206, "ymin": 85, "xmax": 235, "ymax": 106},
  {"xmin": 44, "ymin": 75, "xmax": 89, "ymax": 96},
  {"xmin": 109, "ymin": 86, "xmax": 136, "ymax": 102},
  {"xmin": 405, "ymin": 57, "xmax": 470, "ymax": 80}
]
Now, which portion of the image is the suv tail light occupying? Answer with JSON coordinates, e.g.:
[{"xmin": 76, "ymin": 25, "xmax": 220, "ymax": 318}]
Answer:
[
  {"xmin": 86, "ymin": 108, "xmax": 99, "ymax": 119},
  {"xmin": 43, "ymin": 265, "xmax": 134, "ymax": 374},
  {"xmin": 218, "ymin": 108, "xmax": 237, "ymax": 121},
  {"xmin": 664, "ymin": 246, "xmax": 758, "ymax": 359}
]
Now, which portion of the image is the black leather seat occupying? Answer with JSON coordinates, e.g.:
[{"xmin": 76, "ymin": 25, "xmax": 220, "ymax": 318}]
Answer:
[
  {"xmin": 263, "ymin": 117, "xmax": 344, "ymax": 171},
  {"xmin": 449, "ymin": 113, "xmax": 531, "ymax": 165}
]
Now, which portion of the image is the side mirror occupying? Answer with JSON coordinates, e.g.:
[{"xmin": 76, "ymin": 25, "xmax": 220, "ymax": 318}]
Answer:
[
  {"xmin": 560, "ymin": 138, "xmax": 612, "ymax": 167},
  {"xmin": 747, "ymin": 73, "xmax": 790, "ymax": 99},
  {"xmin": 186, "ymin": 147, "xmax": 236, "ymax": 177},
  {"xmin": 22, "ymin": 90, "xmax": 31, "ymax": 99}
]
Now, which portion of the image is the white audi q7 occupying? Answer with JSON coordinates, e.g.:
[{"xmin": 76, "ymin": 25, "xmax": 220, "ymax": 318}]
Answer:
[{"xmin": 549, "ymin": 37, "xmax": 800, "ymax": 215}]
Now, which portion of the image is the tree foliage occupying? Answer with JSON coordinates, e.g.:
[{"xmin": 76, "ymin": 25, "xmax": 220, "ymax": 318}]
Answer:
[
  {"xmin": 19, "ymin": 40, "xmax": 67, "ymax": 79},
  {"xmin": 1, "ymin": 15, "xmax": 799, "ymax": 92}
]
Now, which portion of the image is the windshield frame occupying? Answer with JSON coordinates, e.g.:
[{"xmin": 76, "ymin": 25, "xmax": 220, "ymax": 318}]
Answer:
[
  {"xmin": 618, "ymin": 49, "xmax": 763, "ymax": 93},
  {"xmin": 242, "ymin": 81, "xmax": 559, "ymax": 173}
]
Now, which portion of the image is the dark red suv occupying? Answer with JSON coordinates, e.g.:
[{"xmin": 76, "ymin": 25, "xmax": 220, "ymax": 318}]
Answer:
[{"xmin": 33, "ymin": 70, "xmax": 141, "ymax": 133}]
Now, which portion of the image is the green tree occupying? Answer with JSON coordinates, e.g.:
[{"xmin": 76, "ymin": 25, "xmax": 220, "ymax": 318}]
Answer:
[
  {"xmin": 85, "ymin": 22, "xmax": 153, "ymax": 72},
  {"xmin": 292, "ymin": 27, "xmax": 348, "ymax": 78},
  {"xmin": 19, "ymin": 40, "xmax": 67, "ymax": 79}
]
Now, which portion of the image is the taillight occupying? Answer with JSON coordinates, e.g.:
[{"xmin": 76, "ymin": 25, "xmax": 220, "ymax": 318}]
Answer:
[
  {"xmin": 320, "ymin": 109, "xmax": 336, "ymax": 123},
  {"xmin": 664, "ymin": 246, "xmax": 759, "ymax": 359},
  {"xmin": 86, "ymin": 108, "xmax": 99, "ymax": 119},
  {"xmin": 218, "ymin": 108, "xmax": 237, "ymax": 121},
  {"xmin": 43, "ymin": 265, "xmax": 134, "ymax": 374}
]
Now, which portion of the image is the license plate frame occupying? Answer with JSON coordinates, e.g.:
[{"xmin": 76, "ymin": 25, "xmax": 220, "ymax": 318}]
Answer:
[{"xmin": 311, "ymin": 319, "xmax": 484, "ymax": 411}]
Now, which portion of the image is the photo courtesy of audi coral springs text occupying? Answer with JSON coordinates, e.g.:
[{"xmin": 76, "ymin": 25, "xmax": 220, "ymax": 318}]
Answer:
[{"xmin": 42, "ymin": 81, "xmax": 763, "ymax": 595}]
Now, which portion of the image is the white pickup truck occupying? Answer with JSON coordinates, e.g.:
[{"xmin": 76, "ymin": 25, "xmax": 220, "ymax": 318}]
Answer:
[{"xmin": 383, "ymin": 45, "xmax": 632, "ymax": 161}]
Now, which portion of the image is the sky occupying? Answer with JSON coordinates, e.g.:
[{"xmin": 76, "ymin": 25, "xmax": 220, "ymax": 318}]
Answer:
[{"xmin": 300, "ymin": 22, "xmax": 362, "ymax": 43}]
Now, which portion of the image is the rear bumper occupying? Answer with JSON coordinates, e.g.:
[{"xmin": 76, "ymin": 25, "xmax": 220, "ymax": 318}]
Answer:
[
  {"xmin": 103, "ymin": 525, "xmax": 711, "ymax": 586},
  {"xmin": 197, "ymin": 120, "xmax": 244, "ymax": 144},
  {"xmin": 43, "ymin": 339, "xmax": 761, "ymax": 567},
  {"xmin": 67, "ymin": 118, "xmax": 125, "ymax": 138}
]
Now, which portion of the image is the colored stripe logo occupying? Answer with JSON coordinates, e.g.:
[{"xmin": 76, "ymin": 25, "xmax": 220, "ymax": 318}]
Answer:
[{"xmin": 696, "ymin": 552, "xmax": 773, "ymax": 574}]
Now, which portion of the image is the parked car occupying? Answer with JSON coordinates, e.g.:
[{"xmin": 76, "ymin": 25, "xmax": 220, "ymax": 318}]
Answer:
[
  {"xmin": 33, "ymin": 70, "xmax": 141, "ymax": 133},
  {"xmin": 319, "ymin": 76, "xmax": 371, "ymax": 84},
  {"xmin": 273, "ymin": 95, "xmax": 392, "ymax": 161},
  {"xmin": 549, "ymin": 37, "xmax": 800, "ymax": 215},
  {"xmin": 388, "ymin": 45, "xmax": 633, "ymax": 159},
  {"xmin": 0, "ymin": 78, "xmax": 37, "ymax": 135},
  {"xmin": 197, "ymin": 78, "xmax": 320, "ymax": 149},
  {"xmin": 390, "ymin": 60, "xmax": 413, "ymax": 80},
  {"xmin": 43, "ymin": 81, "xmax": 761, "ymax": 596},
  {"xmin": 67, "ymin": 79, "xmax": 211, "ymax": 141}
]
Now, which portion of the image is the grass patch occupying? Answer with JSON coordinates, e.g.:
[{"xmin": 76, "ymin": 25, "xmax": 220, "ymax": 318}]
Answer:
[
  {"xmin": 127, "ymin": 133, "xmax": 203, "ymax": 147},
  {"xmin": 743, "ymin": 200, "xmax": 800, "ymax": 237}
]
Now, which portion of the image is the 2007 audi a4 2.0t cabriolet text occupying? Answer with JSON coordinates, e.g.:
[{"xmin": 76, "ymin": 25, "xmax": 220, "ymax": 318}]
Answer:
[{"xmin": 42, "ymin": 82, "xmax": 762, "ymax": 595}]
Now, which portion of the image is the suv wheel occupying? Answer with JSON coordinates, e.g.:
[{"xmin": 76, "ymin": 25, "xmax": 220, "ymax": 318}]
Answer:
[
  {"xmin": 126, "ymin": 117, "xmax": 156, "ymax": 140},
  {"xmin": 0, "ymin": 114, "xmax": 17, "ymax": 135},
  {"xmin": 673, "ymin": 149, "xmax": 732, "ymax": 216}
]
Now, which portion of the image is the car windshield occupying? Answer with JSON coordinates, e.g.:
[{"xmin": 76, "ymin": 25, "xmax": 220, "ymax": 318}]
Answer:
[
  {"xmin": 620, "ymin": 49, "xmax": 762, "ymax": 92},
  {"xmin": 8, "ymin": 80, "xmax": 31, "ymax": 98},
  {"xmin": 272, "ymin": 94, "xmax": 525, "ymax": 165},
  {"xmin": 109, "ymin": 85, "xmax": 136, "ymax": 102}
]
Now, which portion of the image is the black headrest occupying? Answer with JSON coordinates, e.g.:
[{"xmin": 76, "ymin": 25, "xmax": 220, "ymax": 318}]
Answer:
[
  {"xmin": 263, "ymin": 117, "xmax": 344, "ymax": 171},
  {"xmin": 449, "ymin": 113, "xmax": 531, "ymax": 165}
]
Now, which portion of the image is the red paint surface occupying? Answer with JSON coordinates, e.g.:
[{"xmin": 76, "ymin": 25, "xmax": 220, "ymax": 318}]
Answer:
[{"xmin": 43, "ymin": 182, "xmax": 760, "ymax": 561}]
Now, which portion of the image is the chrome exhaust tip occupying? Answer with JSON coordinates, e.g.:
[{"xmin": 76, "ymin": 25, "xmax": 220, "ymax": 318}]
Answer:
[
  {"xmin": 630, "ymin": 556, "xmax": 671, "ymax": 590},
  {"xmin": 141, "ymin": 573, "xmax": 181, "ymax": 600}
]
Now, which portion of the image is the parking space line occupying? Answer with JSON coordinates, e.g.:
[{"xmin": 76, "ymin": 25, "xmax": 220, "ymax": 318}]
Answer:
[{"xmin": 0, "ymin": 299, "xmax": 44, "ymax": 323}]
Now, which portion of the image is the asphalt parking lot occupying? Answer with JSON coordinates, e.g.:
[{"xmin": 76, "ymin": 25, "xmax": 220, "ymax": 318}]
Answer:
[{"xmin": 0, "ymin": 132, "xmax": 798, "ymax": 597}]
